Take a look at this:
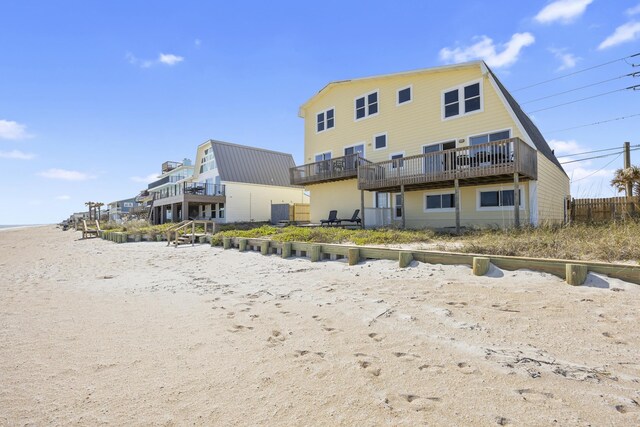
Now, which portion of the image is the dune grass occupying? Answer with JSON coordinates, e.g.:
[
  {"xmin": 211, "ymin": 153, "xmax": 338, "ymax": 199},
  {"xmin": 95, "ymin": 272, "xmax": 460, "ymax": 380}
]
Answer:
[{"xmin": 211, "ymin": 222, "xmax": 640, "ymax": 263}]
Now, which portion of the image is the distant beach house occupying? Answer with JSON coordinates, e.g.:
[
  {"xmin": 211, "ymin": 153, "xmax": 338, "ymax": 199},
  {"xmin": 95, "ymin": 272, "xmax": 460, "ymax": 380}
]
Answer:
[
  {"xmin": 291, "ymin": 61, "xmax": 569, "ymax": 229},
  {"xmin": 107, "ymin": 197, "xmax": 143, "ymax": 223},
  {"xmin": 145, "ymin": 159, "xmax": 195, "ymax": 222},
  {"xmin": 148, "ymin": 139, "xmax": 307, "ymax": 224}
]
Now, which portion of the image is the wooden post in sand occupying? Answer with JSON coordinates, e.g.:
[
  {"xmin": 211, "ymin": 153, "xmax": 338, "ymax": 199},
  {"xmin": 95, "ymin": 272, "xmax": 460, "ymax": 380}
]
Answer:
[
  {"xmin": 348, "ymin": 248, "xmax": 360, "ymax": 266},
  {"xmin": 260, "ymin": 241, "xmax": 270, "ymax": 255},
  {"xmin": 566, "ymin": 264, "xmax": 588, "ymax": 286},
  {"xmin": 309, "ymin": 245, "xmax": 321, "ymax": 262},
  {"xmin": 398, "ymin": 251, "xmax": 413, "ymax": 268},
  {"xmin": 223, "ymin": 237, "xmax": 231, "ymax": 249},
  {"xmin": 473, "ymin": 257, "xmax": 490, "ymax": 276},
  {"xmin": 282, "ymin": 242, "xmax": 292, "ymax": 258},
  {"xmin": 238, "ymin": 238, "xmax": 247, "ymax": 252}
]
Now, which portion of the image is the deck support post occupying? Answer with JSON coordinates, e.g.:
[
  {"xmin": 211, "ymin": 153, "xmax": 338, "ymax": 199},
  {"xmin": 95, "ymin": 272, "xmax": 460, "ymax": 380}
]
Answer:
[
  {"xmin": 238, "ymin": 238, "xmax": 247, "ymax": 252},
  {"xmin": 400, "ymin": 184, "xmax": 406, "ymax": 229},
  {"xmin": 282, "ymin": 242, "xmax": 292, "ymax": 258},
  {"xmin": 360, "ymin": 189, "xmax": 365, "ymax": 229},
  {"xmin": 454, "ymin": 178, "xmax": 461, "ymax": 235},
  {"xmin": 260, "ymin": 241, "xmax": 270, "ymax": 255},
  {"xmin": 399, "ymin": 251, "xmax": 413, "ymax": 268},
  {"xmin": 309, "ymin": 245, "xmax": 321, "ymax": 262},
  {"xmin": 514, "ymin": 173, "xmax": 520, "ymax": 228},
  {"xmin": 223, "ymin": 237, "xmax": 231, "ymax": 249},
  {"xmin": 348, "ymin": 248, "xmax": 360, "ymax": 266}
]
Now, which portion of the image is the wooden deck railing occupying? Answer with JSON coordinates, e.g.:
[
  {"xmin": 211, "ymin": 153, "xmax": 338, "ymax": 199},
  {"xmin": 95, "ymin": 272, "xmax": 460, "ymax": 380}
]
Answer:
[
  {"xmin": 358, "ymin": 138, "xmax": 537, "ymax": 191},
  {"xmin": 290, "ymin": 154, "xmax": 371, "ymax": 185}
]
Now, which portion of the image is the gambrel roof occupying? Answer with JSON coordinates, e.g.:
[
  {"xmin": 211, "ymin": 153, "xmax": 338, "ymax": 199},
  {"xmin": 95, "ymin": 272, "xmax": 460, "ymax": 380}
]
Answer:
[{"xmin": 208, "ymin": 139, "xmax": 299, "ymax": 187}]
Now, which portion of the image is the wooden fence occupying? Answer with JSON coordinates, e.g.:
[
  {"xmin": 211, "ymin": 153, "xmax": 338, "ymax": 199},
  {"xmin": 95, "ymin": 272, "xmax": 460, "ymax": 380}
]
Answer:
[{"xmin": 569, "ymin": 197, "xmax": 640, "ymax": 223}]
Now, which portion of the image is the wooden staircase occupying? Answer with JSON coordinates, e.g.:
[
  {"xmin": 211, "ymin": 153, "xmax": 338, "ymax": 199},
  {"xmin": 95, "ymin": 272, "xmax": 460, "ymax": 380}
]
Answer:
[{"xmin": 165, "ymin": 220, "xmax": 216, "ymax": 247}]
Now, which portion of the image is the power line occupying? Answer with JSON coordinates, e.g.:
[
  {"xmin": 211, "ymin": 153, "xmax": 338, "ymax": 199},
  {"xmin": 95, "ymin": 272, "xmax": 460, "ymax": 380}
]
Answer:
[
  {"xmin": 561, "ymin": 147, "xmax": 640, "ymax": 164},
  {"xmin": 521, "ymin": 72, "xmax": 639, "ymax": 105},
  {"xmin": 544, "ymin": 113, "xmax": 640, "ymax": 134},
  {"xmin": 570, "ymin": 153, "xmax": 621, "ymax": 183},
  {"xmin": 527, "ymin": 85, "xmax": 639, "ymax": 114},
  {"xmin": 513, "ymin": 52, "xmax": 640, "ymax": 92},
  {"xmin": 557, "ymin": 145, "xmax": 630, "ymax": 158}
]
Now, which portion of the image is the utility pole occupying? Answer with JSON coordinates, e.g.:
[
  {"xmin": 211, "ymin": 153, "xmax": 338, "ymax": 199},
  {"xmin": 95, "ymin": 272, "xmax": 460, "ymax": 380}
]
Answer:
[{"xmin": 623, "ymin": 141, "xmax": 632, "ymax": 197}]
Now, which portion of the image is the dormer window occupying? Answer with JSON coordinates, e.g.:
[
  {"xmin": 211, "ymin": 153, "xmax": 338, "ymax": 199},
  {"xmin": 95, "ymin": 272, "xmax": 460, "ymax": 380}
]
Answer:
[
  {"xmin": 317, "ymin": 108, "xmax": 335, "ymax": 133},
  {"xmin": 442, "ymin": 80, "xmax": 482, "ymax": 119},
  {"xmin": 355, "ymin": 90, "xmax": 378, "ymax": 121}
]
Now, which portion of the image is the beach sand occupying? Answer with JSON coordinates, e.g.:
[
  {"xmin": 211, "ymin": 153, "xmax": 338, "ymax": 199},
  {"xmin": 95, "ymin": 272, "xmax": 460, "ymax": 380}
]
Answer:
[{"xmin": 0, "ymin": 226, "xmax": 638, "ymax": 425}]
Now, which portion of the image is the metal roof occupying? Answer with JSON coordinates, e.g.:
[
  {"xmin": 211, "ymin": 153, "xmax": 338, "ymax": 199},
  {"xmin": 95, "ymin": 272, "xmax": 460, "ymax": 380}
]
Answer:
[
  {"xmin": 209, "ymin": 139, "xmax": 299, "ymax": 187},
  {"xmin": 489, "ymin": 68, "xmax": 567, "ymax": 176}
]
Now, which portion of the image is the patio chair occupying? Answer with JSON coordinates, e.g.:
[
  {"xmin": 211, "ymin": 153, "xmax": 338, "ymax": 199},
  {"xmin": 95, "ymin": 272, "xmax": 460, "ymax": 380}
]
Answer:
[
  {"xmin": 82, "ymin": 220, "xmax": 99, "ymax": 239},
  {"xmin": 320, "ymin": 210, "xmax": 338, "ymax": 226},
  {"xmin": 337, "ymin": 209, "xmax": 361, "ymax": 227}
]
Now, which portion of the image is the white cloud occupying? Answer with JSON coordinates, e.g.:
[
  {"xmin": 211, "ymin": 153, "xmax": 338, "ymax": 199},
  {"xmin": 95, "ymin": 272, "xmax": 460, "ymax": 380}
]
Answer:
[
  {"xmin": 549, "ymin": 48, "xmax": 580, "ymax": 71},
  {"xmin": 548, "ymin": 139, "xmax": 585, "ymax": 155},
  {"xmin": 56, "ymin": 195, "xmax": 71, "ymax": 201},
  {"xmin": 0, "ymin": 120, "xmax": 31, "ymax": 140},
  {"xmin": 535, "ymin": 0, "xmax": 593, "ymax": 24},
  {"xmin": 159, "ymin": 53, "xmax": 184, "ymax": 65},
  {"xmin": 126, "ymin": 52, "xmax": 184, "ymax": 68},
  {"xmin": 38, "ymin": 168, "xmax": 96, "ymax": 181},
  {"xmin": 627, "ymin": 3, "xmax": 640, "ymax": 16},
  {"xmin": 0, "ymin": 149, "xmax": 34, "ymax": 160},
  {"xmin": 131, "ymin": 173, "xmax": 159, "ymax": 184},
  {"xmin": 439, "ymin": 33, "xmax": 535, "ymax": 68},
  {"xmin": 598, "ymin": 21, "xmax": 640, "ymax": 49}
]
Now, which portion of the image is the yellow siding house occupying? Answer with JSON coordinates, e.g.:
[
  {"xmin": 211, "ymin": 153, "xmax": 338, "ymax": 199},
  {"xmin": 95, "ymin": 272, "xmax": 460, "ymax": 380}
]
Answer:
[{"xmin": 291, "ymin": 61, "xmax": 569, "ymax": 230}]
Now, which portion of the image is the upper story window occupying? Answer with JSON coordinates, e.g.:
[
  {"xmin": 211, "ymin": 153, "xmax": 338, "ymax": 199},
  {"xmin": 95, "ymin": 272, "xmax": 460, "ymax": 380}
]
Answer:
[
  {"xmin": 391, "ymin": 152, "xmax": 404, "ymax": 169},
  {"xmin": 374, "ymin": 133, "xmax": 387, "ymax": 150},
  {"xmin": 317, "ymin": 108, "xmax": 335, "ymax": 133},
  {"xmin": 200, "ymin": 147, "xmax": 215, "ymax": 174},
  {"xmin": 123, "ymin": 202, "xmax": 134, "ymax": 208},
  {"xmin": 355, "ymin": 90, "xmax": 378, "ymax": 121},
  {"xmin": 397, "ymin": 85, "xmax": 412, "ymax": 105},
  {"xmin": 442, "ymin": 80, "xmax": 482, "ymax": 119}
]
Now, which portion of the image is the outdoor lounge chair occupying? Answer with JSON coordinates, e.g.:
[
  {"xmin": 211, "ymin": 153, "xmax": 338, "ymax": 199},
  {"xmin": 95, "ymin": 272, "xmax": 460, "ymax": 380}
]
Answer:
[
  {"xmin": 320, "ymin": 210, "xmax": 338, "ymax": 226},
  {"xmin": 82, "ymin": 220, "xmax": 99, "ymax": 239},
  {"xmin": 337, "ymin": 209, "xmax": 361, "ymax": 227}
]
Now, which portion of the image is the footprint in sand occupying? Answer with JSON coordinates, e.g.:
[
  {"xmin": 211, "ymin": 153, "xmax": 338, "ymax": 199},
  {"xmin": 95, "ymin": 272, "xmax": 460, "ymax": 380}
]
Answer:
[
  {"xmin": 392, "ymin": 352, "xmax": 421, "ymax": 361},
  {"xmin": 266, "ymin": 330, "xmax": 286, "ymax": 346},
  {"xmin": 226, "ymin": 311, "xmax": 235, "ymax": 319},
  {"xmin": 357, "ymin": 359, "xmax": 381, "ymax": 377},
  {"xmin": 457, "ymin": 362, "xmax": 479, "ymax": 374},
  {"xmin": 228, "ymin": 324, "xmax": 254, "ymax": 333},
  {"xmin": 386, "ymin": 394, "xmax": 441, "ymax": 412},
  {"xmin": 418, "ymin": 364, "xmax": 445, "ymax": 374},
  {"xmin": 322, "ymin": 326, "xmax": 337, "ymax": 333},
  {"xmin": 446, "ymin": 301, "xmax": 468, "ymax": 308},
  {"xmin": 368, "ymin": 332, "xmax": 385, "ymax": 342}
]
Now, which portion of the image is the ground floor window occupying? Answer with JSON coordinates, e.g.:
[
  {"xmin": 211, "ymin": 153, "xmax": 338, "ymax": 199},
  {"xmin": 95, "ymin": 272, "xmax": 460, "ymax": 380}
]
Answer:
[
  {"xmin": 425, "ymin": 193, "xmax": 456, "ymax": 210},
  {"xmin": 218, "ymin": 203, "xmax": 225, "ymax": 219},
  {"xmin": 375, "ymin": 192, "xmax": 390, "ymax": 208},
  {"xmin": 394, "ymin": 193, "xmax": 402, "ymax": 219},
  {"xmin": 478, "ymin": 189, "xmax": 522, "ymax": 208}
]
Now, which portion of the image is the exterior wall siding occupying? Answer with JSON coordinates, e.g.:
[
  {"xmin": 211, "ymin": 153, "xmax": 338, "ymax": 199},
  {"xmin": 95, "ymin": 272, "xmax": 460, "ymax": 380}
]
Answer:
[
  {"xmin": 309, "ymin": 179, "xmax": 530, "ymax": 229},
  {"xmin": 301, "ymin": 66, "xmax": 529, "ymax": 166},
  {"xmin": 224, "ymin": 182, "xmax": 308, "ymax": 223},
  {"xmin": 536, "ymin": 153, "xmax": 570, "ymax": 224}
]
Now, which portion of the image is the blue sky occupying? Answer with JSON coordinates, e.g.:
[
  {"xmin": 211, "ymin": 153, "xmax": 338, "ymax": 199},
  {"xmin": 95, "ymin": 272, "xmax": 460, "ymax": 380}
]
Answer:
[{"xmin": 1, "ymin": 0, "xmax": 639, "ymax": 224}]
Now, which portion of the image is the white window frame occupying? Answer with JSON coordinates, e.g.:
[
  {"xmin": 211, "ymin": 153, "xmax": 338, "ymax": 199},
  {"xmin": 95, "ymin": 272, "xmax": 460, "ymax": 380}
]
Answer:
[
  {"xmin": 354, "ymin": 89, "xmax": 379, "ymax": 122},
  {"xmin": 314, "ymin": 151, "xmax": 332, "ymax": 162},
  {"xmin": 390, "ymin": 151, "xmax": 405, "ymax": 169},
  {"xmin": 423, "ymin": 190, "xmax": 456, "ymax": 213},
  {"xmin": 373, "ymin": 132, "xmax": 388, "ymax": 151},
  {"xmin": 316, "ymin": 107, "xmax": 335, "ymax": 134},
  {"xmin": 441, "ymin": 79, "xmax": 483, "ymax": 121},
  {"xmin": 343, "ymin": 143, "xmax": 365, "ymax": 158},
  {"xmin": 393, "ymin": 193, "xmax": 403, "ymax": 219},
  {"xmin": 123, "ymin": 202, "xmax": 134, "ymax": 208},
  {"xmin": 476, "ymin": 185, "xmax": 525, "ymax": 211},
  {"xmin": 397, "ymin": 84, "xmax": 413, "ymax": 106}
]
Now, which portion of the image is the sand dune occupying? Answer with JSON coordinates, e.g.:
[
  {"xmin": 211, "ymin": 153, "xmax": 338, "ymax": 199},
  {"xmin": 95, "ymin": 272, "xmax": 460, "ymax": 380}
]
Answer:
[{"xmin": 0, "ymin": 226, "xmax": 638, "ymax": 425}]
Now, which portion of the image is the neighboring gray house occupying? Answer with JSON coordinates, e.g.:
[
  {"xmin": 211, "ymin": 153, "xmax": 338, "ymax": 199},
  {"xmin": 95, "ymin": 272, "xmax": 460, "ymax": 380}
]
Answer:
[
  {"xmin": 108, "ymin": 197, "xmax": 143, "ymax": 223},
  {"xmin": 149, "ymin": 139, "xmax": 308, "ymax": 224}
]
